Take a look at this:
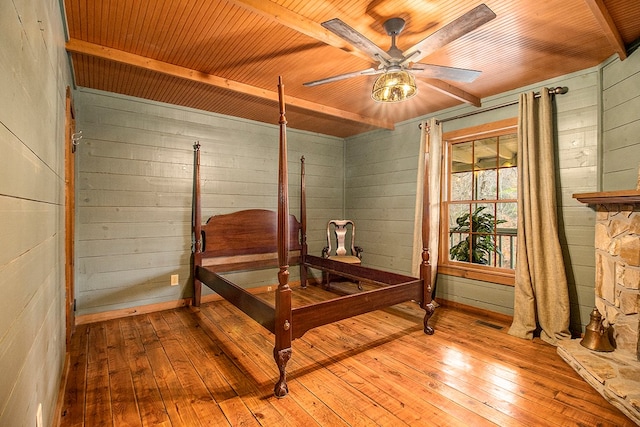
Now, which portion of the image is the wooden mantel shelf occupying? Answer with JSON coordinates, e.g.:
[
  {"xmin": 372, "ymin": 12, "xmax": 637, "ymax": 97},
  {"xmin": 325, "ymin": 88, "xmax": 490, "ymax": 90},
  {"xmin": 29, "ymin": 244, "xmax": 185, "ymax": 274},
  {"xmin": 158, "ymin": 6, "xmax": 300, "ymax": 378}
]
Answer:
[{"xmin": 573, "ymin": 189, "xmax": 640, "ymax": 204}]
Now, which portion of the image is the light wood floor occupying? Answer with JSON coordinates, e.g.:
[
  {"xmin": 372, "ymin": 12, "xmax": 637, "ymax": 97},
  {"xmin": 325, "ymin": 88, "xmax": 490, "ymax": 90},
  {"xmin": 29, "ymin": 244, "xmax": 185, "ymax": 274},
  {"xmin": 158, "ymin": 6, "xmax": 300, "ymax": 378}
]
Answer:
[{"xmin": 59, "ymin": 284, "xmax": 634, "ymax": 426}]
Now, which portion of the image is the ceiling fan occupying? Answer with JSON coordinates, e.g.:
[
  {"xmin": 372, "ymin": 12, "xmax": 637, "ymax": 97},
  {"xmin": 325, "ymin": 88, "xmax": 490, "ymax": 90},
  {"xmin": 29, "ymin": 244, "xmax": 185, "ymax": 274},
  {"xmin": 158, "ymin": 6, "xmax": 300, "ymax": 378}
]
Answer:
[{"xmin": 303, "ymin": 4, "xmax": 496, "ymax": 100}]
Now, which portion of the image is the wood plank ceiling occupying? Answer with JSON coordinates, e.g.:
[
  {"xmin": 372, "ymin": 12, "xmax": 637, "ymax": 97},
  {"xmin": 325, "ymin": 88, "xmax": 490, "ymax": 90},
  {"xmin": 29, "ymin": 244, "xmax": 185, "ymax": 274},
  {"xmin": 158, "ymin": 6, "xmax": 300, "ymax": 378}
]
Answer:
[{"xmin": 64, "ymin": 0, "xmax": 640, "ymax": 137}]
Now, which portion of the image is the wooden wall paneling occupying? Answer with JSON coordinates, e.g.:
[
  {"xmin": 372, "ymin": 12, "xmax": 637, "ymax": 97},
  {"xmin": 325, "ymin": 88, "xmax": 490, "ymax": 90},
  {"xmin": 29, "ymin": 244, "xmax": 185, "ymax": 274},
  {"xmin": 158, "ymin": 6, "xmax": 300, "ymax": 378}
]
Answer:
[
  {"xmin": 434, "ymin": 274, "xmax": 516, "ymax": 316},
  {"xmin": 344, "ymin": 68, "xmax": 602, "ymax": 329},
  {"xmin": 0, "ymin": 122, "xmax": 60, "ymax": 204},
  {"xmin": 601, "ymin": 50, "xmax": 640, "ymax": 191},
  {"xmin": 74, "ymin": 88, "xmax": 344, "ymax": 315},
  {"xmin": 0, "ymin": 0, "xmax": 71, "ymax": 425},
  {"xmin": 344, "ymin": 120, "xmax": 421, "ymax": 275}
]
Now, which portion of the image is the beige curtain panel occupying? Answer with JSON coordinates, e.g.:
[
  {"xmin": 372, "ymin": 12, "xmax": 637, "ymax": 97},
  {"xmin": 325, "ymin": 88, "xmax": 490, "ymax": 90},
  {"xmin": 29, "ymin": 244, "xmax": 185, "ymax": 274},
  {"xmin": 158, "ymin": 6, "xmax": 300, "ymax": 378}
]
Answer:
[{"xmin": 508, "ymin": 89, "xmax": 571, "ymax": 345}]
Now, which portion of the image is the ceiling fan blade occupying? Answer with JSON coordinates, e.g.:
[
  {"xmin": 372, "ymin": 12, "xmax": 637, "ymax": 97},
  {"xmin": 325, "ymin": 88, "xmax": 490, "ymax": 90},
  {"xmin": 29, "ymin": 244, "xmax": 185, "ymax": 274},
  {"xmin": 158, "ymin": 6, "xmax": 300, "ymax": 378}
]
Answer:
[
  {"xmin": 303, "ymin": 68, "xmax": 380, "ymax": 87},
  {"xmin": 402, "ymin": 4, "xmax": 496, "ymax": 64},
  {"xmin": 322, "ymin": 18, "xmax": 392, "ymax": 62},
  {"xmin": 408, "ymin": 64, "xmax": 481, "ymax": 83}
]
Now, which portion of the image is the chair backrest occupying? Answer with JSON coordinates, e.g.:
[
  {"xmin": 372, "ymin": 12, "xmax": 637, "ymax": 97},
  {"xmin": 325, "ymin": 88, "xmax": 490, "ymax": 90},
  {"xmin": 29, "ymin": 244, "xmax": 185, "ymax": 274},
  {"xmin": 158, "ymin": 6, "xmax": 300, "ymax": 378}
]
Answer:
[{"xmin": 325, "ymin": 219, "xmax": 357, "ymax": 257}]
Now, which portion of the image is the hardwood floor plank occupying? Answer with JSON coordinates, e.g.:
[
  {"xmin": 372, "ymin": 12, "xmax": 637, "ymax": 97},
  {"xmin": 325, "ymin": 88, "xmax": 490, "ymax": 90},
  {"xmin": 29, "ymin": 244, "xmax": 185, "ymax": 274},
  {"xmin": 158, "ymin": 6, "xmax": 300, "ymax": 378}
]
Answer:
[
  {"xmin": 302, "ymin": 325, "xmax": 498, "ymax": 427},
  {"xmin": 58, "ymin": 285, "xmax": 635, "ymax": 427},
  {"xmin": 59, "ymin": 324, "xmax": 88, "ymax": 427},
  {"xmin": 217, "ymin": 396, "xmax": 262, "ymax": 427},
  {"xmin": 105, "ymin": 319, "xmax": 129, "ymax": 373},
  {"xmin": 204, "ymin": 302, "xmax": 396, "ymax": 426},
  {"xmin": 148, "ymin": 312, "xmax": 230, "ymax": 426},
  {"xmin": 191, "ymin": 307, "xmax": 303, "ymax": 426},
  {"xmin": 84, "ymin": 324, "xmax": 112, "ymax": 426},
  {"xmin": 365, "ymin": 304, "xmax": 618, "ymax": 426},
  {"xmin": 145, "ymin": 345, "xmax": 203, "ymax": 426},
  {"xmin": 109, "ymin": 369, "xmax": 143, "ymax": 426},
  {"xmin": 120, "ymin": 318, "xmax": 172, "ymax": 427},
  {"xmin": 392, "ymin": 310, "xmax": 633, "ymax": 426},
  {"xmin": 166, "ymin": 310, "xmax": 239, "ymax": 402}
]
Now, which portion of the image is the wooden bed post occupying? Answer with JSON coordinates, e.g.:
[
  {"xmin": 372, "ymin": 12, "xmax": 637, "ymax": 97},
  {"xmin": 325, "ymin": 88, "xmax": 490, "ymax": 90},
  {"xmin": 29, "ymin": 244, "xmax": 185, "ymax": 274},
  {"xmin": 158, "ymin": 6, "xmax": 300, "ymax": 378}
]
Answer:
[
  {"xmin": 274, "ymin": 76, "xmax": 293, "ymax": 397},
  {"xmin": 421, "ymin": 135, "xmax": 435, "ymax": 335},
  {"xmin": 192, "ymin": 142, "xmax": 203, "ymax": 307},
  {"xmin": 300, "ymin": 156, "xmax": 308, "ymax": 289}
]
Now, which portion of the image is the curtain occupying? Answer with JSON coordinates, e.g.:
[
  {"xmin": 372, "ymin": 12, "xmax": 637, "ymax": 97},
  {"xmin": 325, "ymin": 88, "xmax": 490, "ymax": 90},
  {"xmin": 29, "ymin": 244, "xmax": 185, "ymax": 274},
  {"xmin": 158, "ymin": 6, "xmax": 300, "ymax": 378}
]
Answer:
[
  {"xmin": 412, "ymin": 118, "xmax": 442, "ymax": 291},
  {"xmin": 508, "ymin": 89, "xmax": 571, "ymax": 345}
]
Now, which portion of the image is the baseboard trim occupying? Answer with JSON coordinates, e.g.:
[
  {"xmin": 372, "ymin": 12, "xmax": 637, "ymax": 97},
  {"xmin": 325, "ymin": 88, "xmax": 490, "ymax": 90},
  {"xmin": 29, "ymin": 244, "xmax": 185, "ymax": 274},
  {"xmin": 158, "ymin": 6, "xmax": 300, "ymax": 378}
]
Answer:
[
  {"xmin": 436, "ymin": 298, "xmax": 514, "ymax": 325},
  {"xmin": 74, "ymin": 281, "xmax": 305, "ymax": 325}
]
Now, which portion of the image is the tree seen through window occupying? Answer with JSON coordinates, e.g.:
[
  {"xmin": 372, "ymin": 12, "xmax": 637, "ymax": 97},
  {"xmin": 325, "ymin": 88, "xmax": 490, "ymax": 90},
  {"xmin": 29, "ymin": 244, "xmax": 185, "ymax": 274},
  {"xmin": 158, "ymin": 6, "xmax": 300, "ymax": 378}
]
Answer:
[{"xmin": 447, "ymin": 133, "xmax": 518, "ymax": 269}]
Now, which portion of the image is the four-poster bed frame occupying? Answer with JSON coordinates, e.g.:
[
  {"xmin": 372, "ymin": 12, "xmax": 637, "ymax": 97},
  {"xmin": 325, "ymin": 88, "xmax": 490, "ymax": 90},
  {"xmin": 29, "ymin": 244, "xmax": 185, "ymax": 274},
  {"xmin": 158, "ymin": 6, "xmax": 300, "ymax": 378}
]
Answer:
[{"xmin": 192, "ymin": 77, "xmax": 435, "ymax": 398}]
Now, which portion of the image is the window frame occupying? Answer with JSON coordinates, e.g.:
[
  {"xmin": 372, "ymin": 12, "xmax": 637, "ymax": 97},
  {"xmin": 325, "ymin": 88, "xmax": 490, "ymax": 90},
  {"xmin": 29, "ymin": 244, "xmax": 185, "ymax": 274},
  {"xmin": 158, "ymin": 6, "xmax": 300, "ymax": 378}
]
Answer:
[{"xmin": 438, "ymin": 117, "xmax": 518, "ymax": 286}]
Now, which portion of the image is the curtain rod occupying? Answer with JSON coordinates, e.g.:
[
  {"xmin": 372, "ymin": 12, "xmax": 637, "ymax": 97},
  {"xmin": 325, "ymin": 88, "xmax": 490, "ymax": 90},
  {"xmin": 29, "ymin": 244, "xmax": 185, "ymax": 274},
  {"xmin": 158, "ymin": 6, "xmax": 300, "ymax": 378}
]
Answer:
[{"xmin": 422, "ymin": 86, "xmax": 568, "ymax": 126}]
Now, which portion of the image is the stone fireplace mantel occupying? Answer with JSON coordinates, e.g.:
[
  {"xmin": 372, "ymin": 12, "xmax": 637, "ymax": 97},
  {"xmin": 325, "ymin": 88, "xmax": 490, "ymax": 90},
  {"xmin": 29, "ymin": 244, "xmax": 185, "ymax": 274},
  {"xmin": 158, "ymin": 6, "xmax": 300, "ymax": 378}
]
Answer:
[
  {"xmin": 573, "ymin": 189, "xmax": 640, "ymax": 205},
  {"xmin": 557, "ymin": 190, "xmax": 640, "ymax": 424}
]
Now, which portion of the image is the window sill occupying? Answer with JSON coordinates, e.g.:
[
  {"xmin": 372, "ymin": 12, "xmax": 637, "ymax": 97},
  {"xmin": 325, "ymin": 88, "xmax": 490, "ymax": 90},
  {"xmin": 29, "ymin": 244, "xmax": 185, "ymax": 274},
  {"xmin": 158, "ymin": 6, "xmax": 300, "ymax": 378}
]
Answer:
[{"xmin": 438, "ymin": 264, "xmax": 515, "ymax": 286}]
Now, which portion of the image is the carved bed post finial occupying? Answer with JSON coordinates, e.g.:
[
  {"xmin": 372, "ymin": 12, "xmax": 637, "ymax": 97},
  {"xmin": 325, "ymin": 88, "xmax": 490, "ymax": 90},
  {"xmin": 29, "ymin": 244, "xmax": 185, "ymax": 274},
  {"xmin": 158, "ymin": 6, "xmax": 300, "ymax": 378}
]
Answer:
[{"xmin": 274, "ymin": 76, "xmax": 293, "ymax": 397}]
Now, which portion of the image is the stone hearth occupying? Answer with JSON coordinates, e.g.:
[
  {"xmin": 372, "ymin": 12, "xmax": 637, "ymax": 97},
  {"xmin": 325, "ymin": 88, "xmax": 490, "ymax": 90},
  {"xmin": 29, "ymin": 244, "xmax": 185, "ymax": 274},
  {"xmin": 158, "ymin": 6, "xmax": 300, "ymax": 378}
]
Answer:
[
  {"xmin": 562, "ymin": 190, "xmax": 640, "ymax": 424},
  {"xmin": 558, "ymin": 340, "xmax": 640, "ymax": 424}
]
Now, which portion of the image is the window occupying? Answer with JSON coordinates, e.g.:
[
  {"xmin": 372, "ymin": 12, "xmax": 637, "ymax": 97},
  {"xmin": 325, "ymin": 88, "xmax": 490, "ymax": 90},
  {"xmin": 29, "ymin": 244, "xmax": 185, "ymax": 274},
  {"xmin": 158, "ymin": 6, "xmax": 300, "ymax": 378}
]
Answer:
[{"xmin": 439, "ymin": 118, "xmax": 518, "ymax": 285}]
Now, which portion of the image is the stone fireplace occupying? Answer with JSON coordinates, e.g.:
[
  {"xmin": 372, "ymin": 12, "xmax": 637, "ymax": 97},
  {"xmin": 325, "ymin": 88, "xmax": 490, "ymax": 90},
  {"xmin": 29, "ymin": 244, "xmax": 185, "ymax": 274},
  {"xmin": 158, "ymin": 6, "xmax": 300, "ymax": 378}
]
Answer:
[{"xmin": 557, "ymin": 189, "xmax": 640, "ymax": 424}]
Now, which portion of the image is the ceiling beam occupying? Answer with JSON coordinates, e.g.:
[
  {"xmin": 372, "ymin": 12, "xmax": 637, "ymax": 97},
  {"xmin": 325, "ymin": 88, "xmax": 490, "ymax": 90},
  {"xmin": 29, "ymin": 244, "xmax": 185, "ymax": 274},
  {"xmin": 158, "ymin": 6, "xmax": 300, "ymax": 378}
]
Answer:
[
  {"xmin": 228, "ymin": 0, "xmax": 372, "ymax": 63},
  {"xmin": 229, "ymin": 0, "xmax": 481, "ymax": 105},
  {"xmin": 584, "ymin": 0, "xmax": 627, "ymax": 60},
  {"xmin": 421, "ymin": 78, "xmax": 481, "ymax": 107},
  {"xmin": 65, "ymin": 38, "xmax": 394, "ymax": 131}
]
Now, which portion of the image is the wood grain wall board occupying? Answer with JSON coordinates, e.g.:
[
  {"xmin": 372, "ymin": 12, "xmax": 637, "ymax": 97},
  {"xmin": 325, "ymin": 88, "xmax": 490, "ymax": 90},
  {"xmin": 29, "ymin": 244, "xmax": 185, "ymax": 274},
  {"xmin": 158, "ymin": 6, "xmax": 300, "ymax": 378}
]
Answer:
[
  {"xmin": 560, "ymin": 205, "xmax": 597, "ymax": 224},
  {"xmin": 1, "ymin": 0, "xmax": 71, "ymax": 425},
  {"xmin": 603, "ymin": 72, "xmax": 640, "ymax": 113},
  {"xmin": 0, "ymin": 257, "xmax": 63, "ymax": 422},
  {"xmin": 560, "ymin": 225, "xmax": 598, "ymax": 245},
  {"xmin": 602, "ymin": 47, "xmax": 640, "ymax": 89},
  {"xmin": 603, "ymin": 120, "xmax": 640, "ymax": 152},
  {"xmin": 436, "ymin": 274, "xmax": 515, "ymax": 316},
  {"xmin": 0, "ymin": 126, "xmax": 61, "ymax": 204},
  {"xmin": 0, "ymin": 197, "xmax": 59, "ymax": 266},
  {"xmin": 602, "ymin": 169, "xmax": 640, "ymax": 191},
  {"xmin": 603, "ymin": 97, "xmax": 640, "ymax": 134},
  {"xmin": 78, "ymin": 251, "xmax": 190, "ymax": 275},
  {"xmin": 78, "ymin": 221, "xmax": 190, "ymax": 241},
  {"xmin": 76, "ymin": 265, "xmax": 193, "ymax": 296},
  {"xmin": 75, "ymin": 88, "xmax": 345, "ymax": 315},
  {"xmin": 77, "ymin": 206, "xmax": 191, "ymax": 224},
  {"xmin": 76, "ymin": 236, "xmax": 188, "ymax": 257},
  {"xmin": 561, "ymin": 244, "xmax": 597, "ymax": 269},
  {"xmin": 0, "ymin": 2, "xmax": 62, "ymax": 171},
  {"xmin": 601, "ymin": 53, "xmax": 640, "ymax": 191}
]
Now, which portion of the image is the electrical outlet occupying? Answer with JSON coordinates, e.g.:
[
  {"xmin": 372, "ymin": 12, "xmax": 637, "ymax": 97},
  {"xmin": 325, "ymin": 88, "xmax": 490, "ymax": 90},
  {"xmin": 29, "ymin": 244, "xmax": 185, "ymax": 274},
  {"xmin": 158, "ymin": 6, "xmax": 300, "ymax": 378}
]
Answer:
[
  {"xmin": 267, "ymin": 286, "xmax": 272, "ymax": 292},
  {"xmin": 170, "ymin": 274, "xmax": 179, "ymax": 286},
  {"xmin": 36, "ymin": 403, "xmax": 43, "ymax": 427}
]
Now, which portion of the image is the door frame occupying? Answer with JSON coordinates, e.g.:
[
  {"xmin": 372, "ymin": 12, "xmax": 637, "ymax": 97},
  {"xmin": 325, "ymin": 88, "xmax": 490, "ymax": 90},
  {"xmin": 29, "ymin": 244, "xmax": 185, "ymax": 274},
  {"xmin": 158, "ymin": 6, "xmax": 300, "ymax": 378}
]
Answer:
[{"xmin": 64, "ymin": 86, "xmax": 76, "ymax": 346}]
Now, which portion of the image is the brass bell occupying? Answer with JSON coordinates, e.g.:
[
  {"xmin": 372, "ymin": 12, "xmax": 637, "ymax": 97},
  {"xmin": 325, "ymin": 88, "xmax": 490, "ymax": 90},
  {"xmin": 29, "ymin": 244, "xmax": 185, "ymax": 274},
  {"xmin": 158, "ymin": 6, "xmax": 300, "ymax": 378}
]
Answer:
[{"xmin": 580, "ymin": 307, "xmax": 614, "ymax": 352}]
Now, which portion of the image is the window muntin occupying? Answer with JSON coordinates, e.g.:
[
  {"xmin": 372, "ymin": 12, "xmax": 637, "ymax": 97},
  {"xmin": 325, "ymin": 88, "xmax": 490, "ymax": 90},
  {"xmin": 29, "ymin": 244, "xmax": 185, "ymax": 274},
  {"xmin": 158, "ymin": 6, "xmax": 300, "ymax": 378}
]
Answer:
[{"xmin": 439, "ymin": 119, "xmax": 518, "ymax": 285}]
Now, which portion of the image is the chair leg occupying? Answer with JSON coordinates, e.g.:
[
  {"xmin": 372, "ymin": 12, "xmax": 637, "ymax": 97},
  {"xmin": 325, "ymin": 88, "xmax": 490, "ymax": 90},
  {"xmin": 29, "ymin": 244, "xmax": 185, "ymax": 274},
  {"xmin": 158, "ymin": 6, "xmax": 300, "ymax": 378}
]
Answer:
[{"xmin": 323, "ymin": 271, "xmax": 330, "ymax": 289}]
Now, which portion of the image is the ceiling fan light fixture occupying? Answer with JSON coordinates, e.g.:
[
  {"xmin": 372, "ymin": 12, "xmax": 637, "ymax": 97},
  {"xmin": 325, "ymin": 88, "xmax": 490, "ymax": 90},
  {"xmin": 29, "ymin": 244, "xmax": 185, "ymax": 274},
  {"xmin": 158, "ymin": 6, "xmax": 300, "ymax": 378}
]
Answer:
[{"xmin": 371, "ymin": 71, "xmax": 417, "ymax": 103}]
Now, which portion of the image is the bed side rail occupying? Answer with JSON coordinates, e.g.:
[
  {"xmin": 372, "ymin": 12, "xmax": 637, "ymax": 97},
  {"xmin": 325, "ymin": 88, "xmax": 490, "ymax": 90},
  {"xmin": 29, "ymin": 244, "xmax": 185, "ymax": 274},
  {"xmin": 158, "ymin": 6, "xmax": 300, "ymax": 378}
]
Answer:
[
  {"xmin": 196, "ymin": 265, "xmax": 276, "ymax": 334},
  {"xmin": 304, "ymin": 255, "xmax": 417, "ymax": 286},
  {"xmin": 291, "ymin": 280, "xmax": 423, "ymax": 339}
]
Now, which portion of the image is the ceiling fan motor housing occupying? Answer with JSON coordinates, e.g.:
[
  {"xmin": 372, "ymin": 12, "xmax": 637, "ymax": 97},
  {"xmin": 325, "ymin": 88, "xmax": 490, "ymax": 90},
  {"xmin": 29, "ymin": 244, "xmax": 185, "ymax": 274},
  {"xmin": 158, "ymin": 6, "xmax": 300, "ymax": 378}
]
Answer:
[{"xmin": 383, "ymin": 18, "xmax": 406, "ymax": 36}]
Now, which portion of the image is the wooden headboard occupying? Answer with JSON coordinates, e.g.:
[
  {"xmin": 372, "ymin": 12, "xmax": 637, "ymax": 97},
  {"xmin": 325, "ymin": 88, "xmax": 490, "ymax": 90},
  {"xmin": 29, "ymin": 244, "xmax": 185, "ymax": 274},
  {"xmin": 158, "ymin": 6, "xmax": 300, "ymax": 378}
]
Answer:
[{"xmin": 199, "ymin": 209, "xmax": 302, "ymax": 272}]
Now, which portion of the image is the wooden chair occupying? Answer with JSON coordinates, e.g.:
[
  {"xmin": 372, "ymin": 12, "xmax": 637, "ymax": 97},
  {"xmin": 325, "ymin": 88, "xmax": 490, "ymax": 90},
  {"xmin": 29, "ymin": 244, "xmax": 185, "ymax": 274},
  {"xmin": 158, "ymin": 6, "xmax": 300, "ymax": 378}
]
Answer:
[{"xmin": 322, "ymin": 220, "xmax": 363, "ymax": 288}]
